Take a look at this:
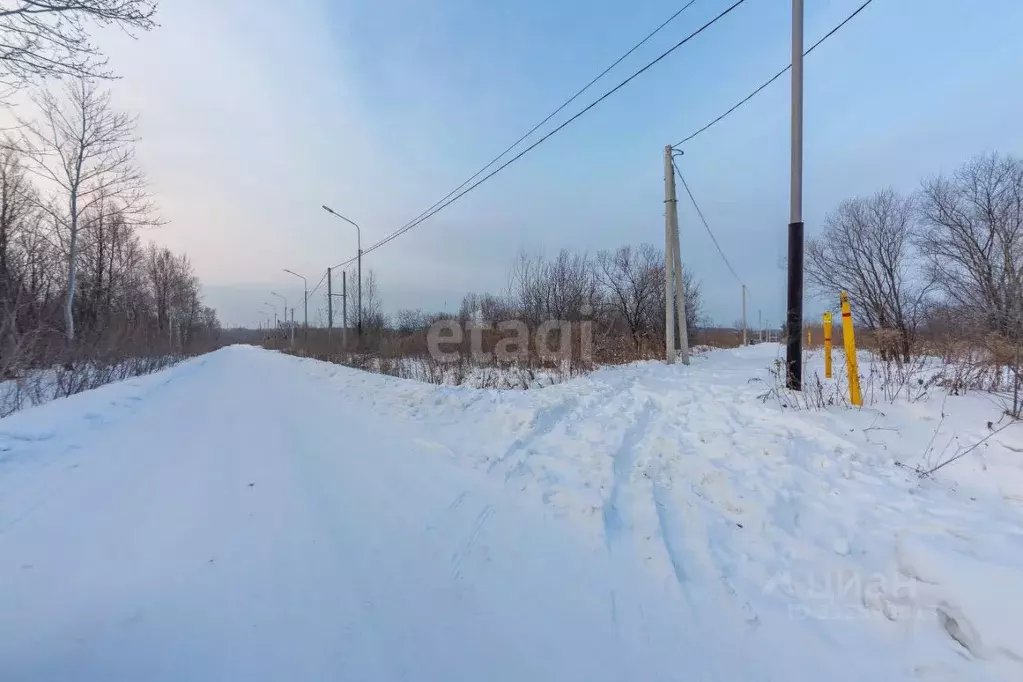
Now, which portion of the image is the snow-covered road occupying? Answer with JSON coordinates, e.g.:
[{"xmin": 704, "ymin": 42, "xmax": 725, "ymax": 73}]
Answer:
[{"xmin": 1, "ymin": 346, "xmax": 1021, "ymax": 681}]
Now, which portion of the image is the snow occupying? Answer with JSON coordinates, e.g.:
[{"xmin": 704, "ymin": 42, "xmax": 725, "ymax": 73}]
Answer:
[
  {"xmin": 1, "ymin": 344, "xmax": 1022, "ymax": 681},
  {"xmin": 1, "ymin": 356, "xmax": 181, "ymax": 418}
]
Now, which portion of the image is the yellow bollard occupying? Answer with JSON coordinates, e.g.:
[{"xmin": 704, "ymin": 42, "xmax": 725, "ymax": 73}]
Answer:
[
  {"xmin": 823, "ymin": 311, "xmax": 833, "ymax": 379},
  {"xmin": 840, "ymin": 292, "xmax": 862, "ymax": 405},
  {"xmin": 807, "ymin": 328, "xmax": 812, "ymax": 346}
]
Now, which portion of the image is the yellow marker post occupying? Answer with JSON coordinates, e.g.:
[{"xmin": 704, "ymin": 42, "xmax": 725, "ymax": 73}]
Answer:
[
  {"xmin": 823, "ymin": 312, "xmax": 833, "ymax": 378},
  {"xmin": 807, "ymin": 329, "xmax": 812, "ymax": 346},
  {"xmin": 840, "ymin": 292, "xmax": 862, "ymax": 405}
]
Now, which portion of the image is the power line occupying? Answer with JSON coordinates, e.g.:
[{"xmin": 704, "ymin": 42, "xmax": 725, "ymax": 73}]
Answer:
[
  {"xmin": 333, "ymin": 0, "xmax": 751, "ymax": 269},
  {"xmin": 306, "ymin": 270, "xmax": 328, "ymax": 299},
  {"xmin": 673, "ymin": 0, "xmax": 875, "ymax": 148},
  {"xmin": 672, "ymin": 156, "xmax": 743, "ymax": 286},
  {"xmin": 388, "ymin": 1, "xmax": 702, "ymax": 244}
]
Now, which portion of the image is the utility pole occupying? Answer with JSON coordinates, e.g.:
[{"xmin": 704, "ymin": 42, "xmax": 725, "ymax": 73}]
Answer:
[
  {"xmin": 759, "ymin": 309, "xmax": 763, "ymax": 343},
  {"xmin": 786, "ymin": 0, "xmax": 805, "ymax": 390},
  {"xmin": 357, "ymin": 247, "xmax": 362, "ymax": 338},
  {"xmin": 742, "ymin": 284, "xmax": 748, "ymax": 346},
  {"xmin": 283, "ymin": 269, "xmax": 308, "ymax": 341},
  {"xmin": 321, "ymin": 205, "xmax": 362, "ymax": 338},
  {"xmin": 664, "ymin": 146, "xmax": 676, "ymax": 365},
  {"xmin": 327, "ymin": 268, "xmax": 333, "ymax": 343},
  {"xmin": 342, "ymin": 271, "xmax": 348, "ymax": 351},
  {"xmin": 671, "ymin": 181, "xmax": 689, "ymax": 363},
  {"xmin": 664, "ymin": 145, "xmax": 690, "ymax": 365},
  {"xmin": 290, "ymin": 308, "xmax": 295, "ymax": 348}
]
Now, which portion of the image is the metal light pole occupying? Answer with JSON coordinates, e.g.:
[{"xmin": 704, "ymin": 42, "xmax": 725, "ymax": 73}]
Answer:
[
  {"xmin": 321, "ymin": 205, "xmax": 362, "ymax": 337},
  {"xmin": 283, "ymin": 269, "xmax": 308, "ymax": 340},
  {"xmin": 270, "ymin": 291, "xmax": 287, "ymax": 337},
  {"xmin": 785, "ymin": 0, "xmax": 805, "ymax": 390},
  {"xmin": 262, "ymin": 301, "xmax": 277, "ymax": 346}
]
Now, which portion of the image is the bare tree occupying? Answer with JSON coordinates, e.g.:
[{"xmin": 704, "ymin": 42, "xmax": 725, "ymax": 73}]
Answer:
[
  {"xmin": 594, "ymin": 244, "xmax": 663, "ymax": 348},
  {"xmin": 361, "ymin": 269, "xmax": 385, "ymax": 332},
  {"xmin": 507, "ymin": 249, "xmax": 548, "ymax": 326},
  {"xmin": 459, "ymin": 292, "xmax": 510, "ymax": 325},
  {"xmin": 19, "ymin": 77, "xmax": 154, "ymax": 342},
  {"xmin": 806, "ymin": 188, "xmax": 927, "ymax": 360},
  {"xmin": 917, "ymin": 153, "xmax": 1023, "ymax": 337},
  {"xmin": 0, "ymin": 0, "xmax": 158, "ymax": 90},
  {"xmin": 0, "ymin": 141, "xmax": 34, "ymax": 297}
]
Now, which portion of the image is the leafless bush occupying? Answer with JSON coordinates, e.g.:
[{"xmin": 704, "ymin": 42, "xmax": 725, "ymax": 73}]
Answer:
[
  {"xmin": 863, "ymin": 345, "xmax": 936, "ymax": 405},
  {"xmin": 754, "ymin": 357, "xmax": 850, "ymax": 411}
]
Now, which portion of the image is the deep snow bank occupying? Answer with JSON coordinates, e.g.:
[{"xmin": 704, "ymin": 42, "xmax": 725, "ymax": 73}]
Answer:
[{"xmin": 291, "ymin": 343, "xmax": 1023, "ymax": 680}]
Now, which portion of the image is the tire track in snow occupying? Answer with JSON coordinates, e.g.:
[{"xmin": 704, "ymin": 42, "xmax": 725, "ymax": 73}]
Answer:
[
  {"xmin": 451, "ymin": 504, "xmax": 494, "ymax": 581},
  {"xmin": 601, "ymin": 398, "xmax": 655, "ymax": 550},
  {"xmin": 651, "ymin": 481, "xmax": 760, "ymax": 630},
  {"xmin": 487, "ymin": 396, "xmax": 579, "ymax": 475},
  {"xmin": 651, "ymin": 484, "xmax": 690, "ymax": 587}
]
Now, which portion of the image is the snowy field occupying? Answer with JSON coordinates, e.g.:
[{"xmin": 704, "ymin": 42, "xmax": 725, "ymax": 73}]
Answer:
[{"xmin": 1, "ymin": 344, "xmax": 1021, "ymax": 681}]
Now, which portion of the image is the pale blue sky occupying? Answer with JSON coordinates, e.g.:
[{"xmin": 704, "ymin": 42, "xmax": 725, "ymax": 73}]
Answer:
[{"xmin": 95, "ymin": 0, "xmax": 1023, "ymax": 327}]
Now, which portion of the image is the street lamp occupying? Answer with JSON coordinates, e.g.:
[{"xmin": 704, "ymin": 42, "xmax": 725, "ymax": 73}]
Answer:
[
  {"xmin": 270, "ymin": 291, "xmax": 288, "ymax": 329},
  {"xmin": 262, "ymin": 301, "xmax": 278, "ymax": 339},
  {"xmin": 321, "ymin": 204, "xmax": 362, "ymax": 336},
  {"xmin": 283, "ymin": 269, "xmax": 308, "ymax": 336},
  {"xmin": 257, "ymin": 305, "xmax": 272, "ymax": 330}
]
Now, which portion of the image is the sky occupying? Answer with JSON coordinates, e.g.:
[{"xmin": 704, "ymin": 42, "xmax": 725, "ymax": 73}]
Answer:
[{"xmin": 79, "ymin": 0, "xmax": 1023, "ymax": 328}]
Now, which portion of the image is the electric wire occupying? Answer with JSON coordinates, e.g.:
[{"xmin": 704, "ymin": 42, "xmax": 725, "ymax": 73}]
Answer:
[
  {"xmin": 673, "ymin": 0, "xmax": 875, "ymax": 147},
  {"xmin": 330, "ymin": 0, "xmax": 751, "ymax": 270},
  {"xmin": 387, "ymin": 0, "xmax": 703, "ymax": 247},
  {"xmin": 672, "ymin": 156, "xmax": 743, "ymax": 287}
]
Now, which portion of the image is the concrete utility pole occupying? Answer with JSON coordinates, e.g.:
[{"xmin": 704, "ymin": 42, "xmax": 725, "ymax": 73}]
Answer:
[
  {"xmin": 290, "ymin": 308, "xmax": 295, "ymax": 348},
  {"xmin": 342, "ymin": 271, "xmax": 348, "ymax": 351},
  {"xmin": 785, "ymin": 0, "xmax": 805, "ymax": 390},
  {"xmin": 663, "ymin": 145, "xmax": 690, "ymax": 365},
  {"xmin": 322, "ymin": 205, "xmax": 362, "ymax": 337},
  {"xmin": 671, "ymin": 193, "xmax": 689, "ymax": 363},
  {"xmin": 664, "ymin": 146, "xmax": 676, "ymax": 365},
  {"xmin": 283, "ymin": 269, "xmax": 308, "ymax": 341},
  {"xmin": 327, "ymin": 268, "xmax": 333, "ymax": 342},
  {"xmin": 742, "ymin": 284, "xmax": 748, "ymax": 346}
]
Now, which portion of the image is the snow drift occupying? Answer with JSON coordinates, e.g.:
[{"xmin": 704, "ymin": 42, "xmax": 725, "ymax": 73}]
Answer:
[{"xmin": 1, "ymin": 344, "xmax": 1021, "ymax": 681}]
